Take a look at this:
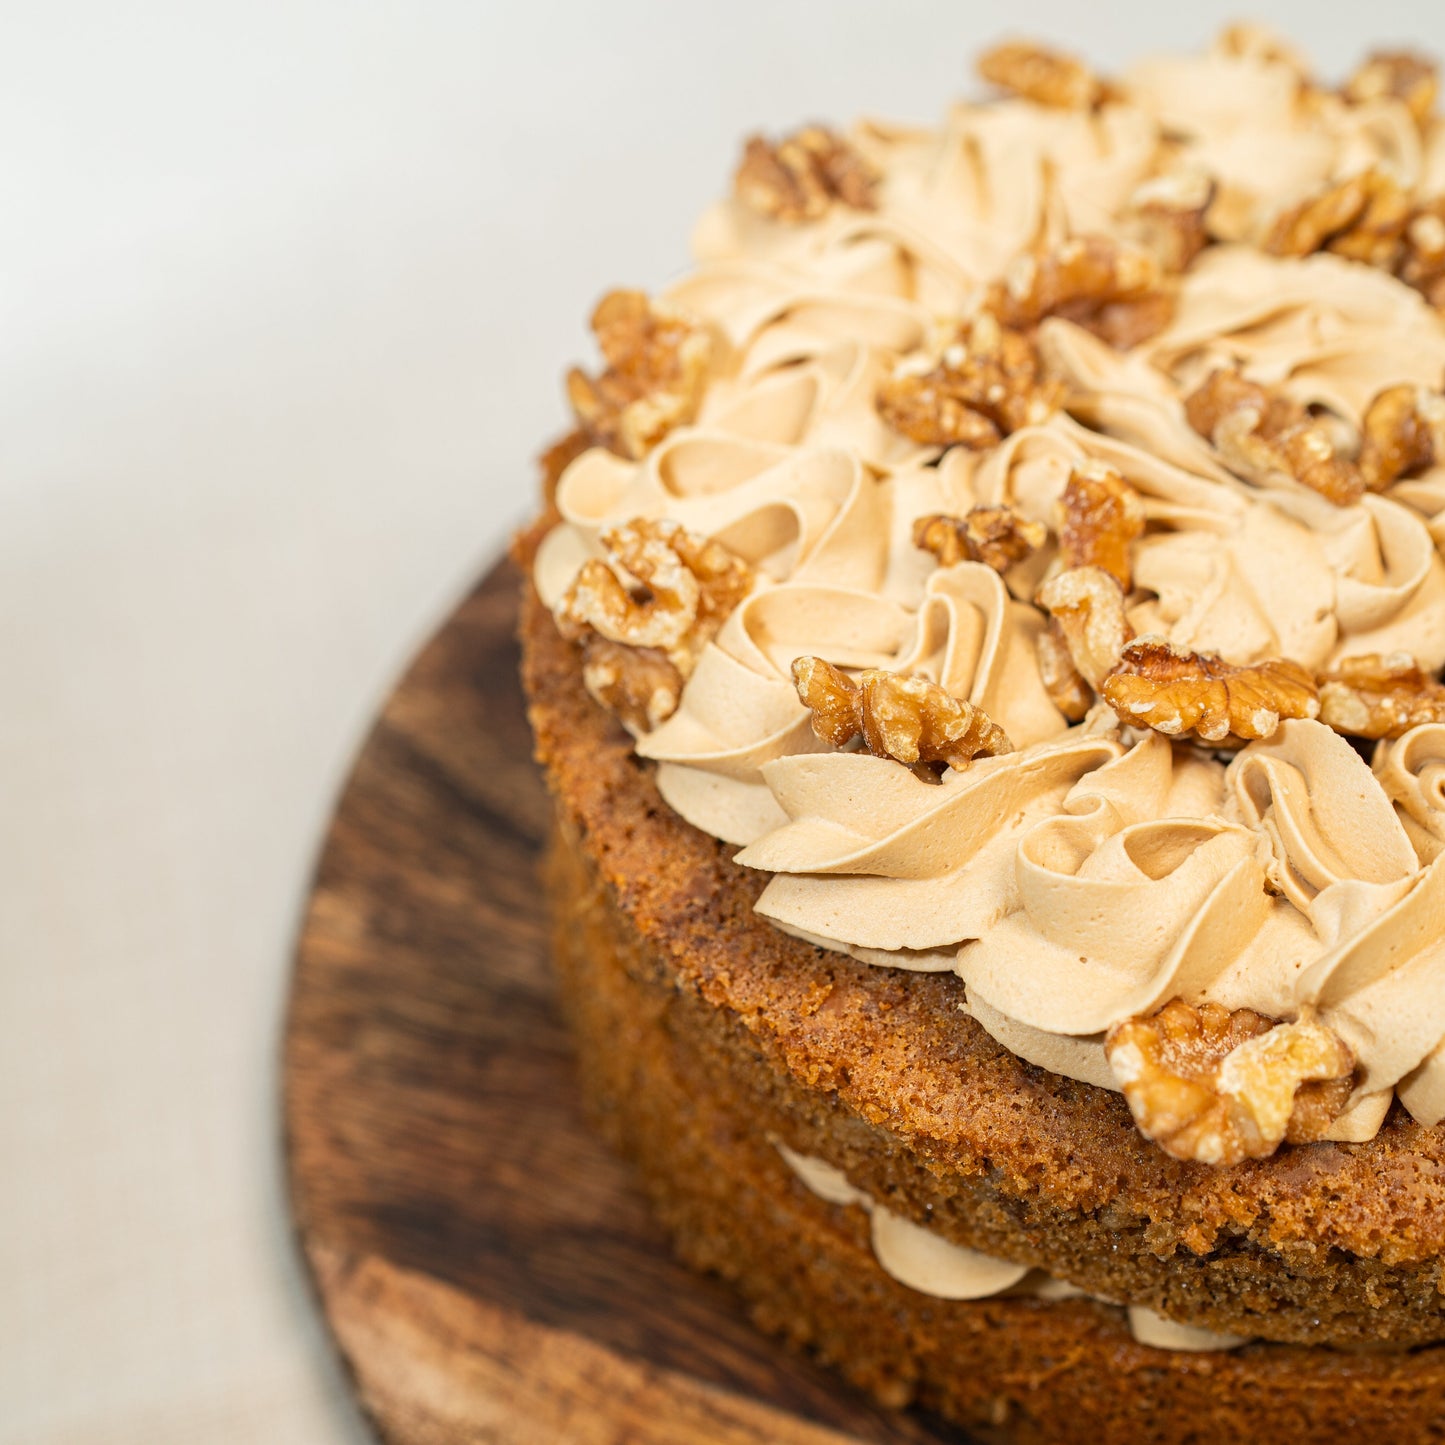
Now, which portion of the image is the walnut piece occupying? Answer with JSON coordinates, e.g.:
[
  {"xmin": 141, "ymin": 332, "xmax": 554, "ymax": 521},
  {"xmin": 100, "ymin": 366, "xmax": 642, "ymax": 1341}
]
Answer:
[
  {"xmin": 1400, "ymin": 199, "xmax": 1445, "ymax": 308},
  {"xmin": 579, "ymin": 637, "xmax": 682, "ymax": 734},
  {"xmin": 1106, "ymin": 1000, "xmax": 1356, "ymax": 1166},
  {"xmin": 875, "ymin": 312, "xmax": 1063, "ymax": 448},
  {"xmin": 566, "ymin": 290, "xmax": 715, "ymax": 461},
  {"xmin": 1265, "ymin": 168, "xmax": 1413, "ymax": 267},
  {"xmin": 1036, "ymin": 620, "xmax": 1093, "ymax": 723},
  {"xmin": 1318, "ymin": 652, "xmax": 1445, "ymax": 740},
  {"xmin": 792, "ymin": 656, "xmax": 1013, "ymax": 778},
  {"xmin": 986, "ymin": 235, "xmax": 1173, "ymax": 349},
  {"xmin": 913, "ymin": 505, "xmax": 1047, "ymax": 574},
  {"xmin": 734, "ymin": 126, "xmax": 878, "ymax": 223},
  {"xmin": 556, "ymin": 518, "xmax": 753, "ymax": 729},
  {"xmin": 1360, "ymin": 383, "xmax": 1445, "ymax": 491},
  {"xmin": 1184, "ymin": 368, "xmax": 1364, "ymax": 507},
  {"xmin": 1343, "ymin": 51, "xmax": 1439, "ymax": 127},
  {"xmin": 1036, "ymin": 566, "xmax": 1134, "ymax": 692},
  {"xmin": 977, "ymin": 40, "xmax": 1102, "ymax": 109},
  {"xmin": 1057, "ymin": 462, "xmax": 1146, "ymax": 589},
  {"xmin": 1102, "ymin": 636, "xmax": 1320, "ymax": 745},
  {"xmin": 1125, "ymin": 169, "xmax": 1214, "ymax": 275}
]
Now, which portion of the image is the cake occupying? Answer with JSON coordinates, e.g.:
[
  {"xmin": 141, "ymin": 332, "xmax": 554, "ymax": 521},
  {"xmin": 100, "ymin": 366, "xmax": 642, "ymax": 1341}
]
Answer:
[{"xmin": 518, "ymin": 27, "xmax": 1445, "ymax": 1443}]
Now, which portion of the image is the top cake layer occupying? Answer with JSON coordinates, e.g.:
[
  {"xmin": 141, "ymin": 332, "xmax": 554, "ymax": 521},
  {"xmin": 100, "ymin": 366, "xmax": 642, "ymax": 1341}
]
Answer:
[{"xmin": 532, "ymin": 26, "xmax": 1445, "ymax": 1167}]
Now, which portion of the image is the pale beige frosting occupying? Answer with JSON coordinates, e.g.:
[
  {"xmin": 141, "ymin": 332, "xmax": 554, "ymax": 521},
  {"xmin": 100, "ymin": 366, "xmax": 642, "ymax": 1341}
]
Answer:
[
  {"xmin": 776, "ymin": 1145, "xmax": 1249, "ymax": 1351},
  {"xmin": 536, "ymin": 29, "xmax": 1445, "ymax": 1144}
]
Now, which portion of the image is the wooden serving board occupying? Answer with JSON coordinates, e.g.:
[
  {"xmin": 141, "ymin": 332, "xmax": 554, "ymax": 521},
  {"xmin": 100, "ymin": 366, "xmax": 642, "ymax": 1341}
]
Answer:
[{"xmin": 283, "ymin": 559, "xmax": 972, "ymax": 1445}]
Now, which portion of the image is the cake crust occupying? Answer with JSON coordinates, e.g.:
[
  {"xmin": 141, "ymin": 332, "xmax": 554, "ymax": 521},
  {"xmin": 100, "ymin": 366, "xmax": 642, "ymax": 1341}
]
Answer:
[{"xmin": 547, "ymin": 773, "xmax": 1445, "ymax": 1444}]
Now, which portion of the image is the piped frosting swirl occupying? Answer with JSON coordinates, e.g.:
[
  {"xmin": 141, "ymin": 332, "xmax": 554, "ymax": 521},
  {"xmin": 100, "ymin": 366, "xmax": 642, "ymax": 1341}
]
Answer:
[{"xmin": 535, "ymin": 28, "xmax": 1445, "ymax": 1149}]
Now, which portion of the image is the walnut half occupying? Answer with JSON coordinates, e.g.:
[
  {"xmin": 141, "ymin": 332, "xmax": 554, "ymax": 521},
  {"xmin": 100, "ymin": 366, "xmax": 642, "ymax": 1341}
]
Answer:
[
  {"xmin": 556, "ymin": 518, "xmax": 753, "ymax": 730},
  {"xmin": 734, "ymin": 126, "xmax": 878, "ymax": 223},
  {"xmin": 566, "ymin": 290, "xmax": 715, "ymax": 461},
  {"xmin": 1106, "ymin": 1000, "xmax": 1355, "ymax": 1166},
  {"xmin": 1360, "ymin": 383, "xmax": 1445, "ymax": 491},
  {"xmin": 977, "ymin": 40, "xmax": 1104, "ymax": 110},
  {"xmin": 1036, "ymin": 566, "xmax": 1134, "ymax": 693},
  {"xmin": 1184, "ymin": 368, "xmax": 1364, "ymax": 507},
  {"xmin": 1101, "ymin": 637, "xmax": 1320, "ymax": 745},
  {"xmin": 1318, "ymin": 653, "xmax": 1445, "ymax": 740},
  {"xmin": 792, "ymin": 657, "xmax": 1013, "ymax": 778},
  {"xmin": 913, "ymin": 505, "xmax": 1047, "ymax": 574},
  {"xmin": 875, "ymin": 312, "xmax": 1062, "ymax": 449},
  {"xmin": 1343, "ymin": 50, "xmax": 1439, "ymax": 128},
  {"xmin": 986, "ymin": 234, "xmax": 1173, "ymax": 350},
  {"xmin": 1057, "ymin": 462, "xmax": 1145, "ymax": 589}
]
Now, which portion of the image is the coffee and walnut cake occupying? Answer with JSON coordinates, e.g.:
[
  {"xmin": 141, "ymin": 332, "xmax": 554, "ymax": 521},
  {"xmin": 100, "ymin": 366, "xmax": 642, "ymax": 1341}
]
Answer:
[{"xmin": 518, "ymin": 26, "xmax": 1445, "ymax": 1443}]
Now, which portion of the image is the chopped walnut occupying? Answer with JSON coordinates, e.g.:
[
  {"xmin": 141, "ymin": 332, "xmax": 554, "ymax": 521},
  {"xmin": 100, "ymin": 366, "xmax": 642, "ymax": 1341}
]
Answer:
[
  {"xmin": 1036, "ymin": 566, "xmax": 1134, "ymax": 692},
  {"xmin": 986, "ymin": 235, "xmax": 1173, "ymax": 349},
  {"xmin": 579, "ymin": 637, "xmax": 683, "ymax": 734},
  {"xmin": 1183, "ymin": 368, "xmax": 1364, "ymax": 507},
  {"xmin": 734, "ymin": 126, "xmax": 878, "ymax": 223},
  {"xmin": 1264, "ymin": 168, "xmax": 1412, "ymax": 269},
  {"xmin": 977, "ymin": 40, "xmax": 1102, "ymax": 109},
  {"xmin": 875, "ymin": 312, "xmax": 1063, "ymax": 448},
  {"xmin": 1360, "ymin": 382, "xmax": 1445, "ymax": 491},
  {"xmin": 556, "ymin": 518, "xmax": 753, "ymax": 729},
  {"xmin": 1400, "ymin": 199, "xmax": 1445, "ymax": 308},
  {"xmin": 566, "ymin": 290, "xmax": 715, "ymax": 461},
  {"xmin": 1057, "ymin": 462, "xmax": 1146, "ymax": 590},
  {"xmin": 913, "ymin": 505, "xmax": 1047, "ymax": 574},
  {"xmin": 1036, "ymin": 620, "xmax": 1093, "ymax": 723},
  {"xmin": 792, "ymin": 656, "xmax": 1013, "ymax": 778},
  {"xmin": 1102, "ymin": 636, "xmax": 1320, "ymax": 745},
  {"xmin": 1125, "ymin": 169, "xmax": 1214, "ymax": 275},
  {"xmin": 1106, "ymin": 1000, "xmax": 1356, "ymax": 1165},
  {"xmin": 1343, "ymin": 51, "xmax": 1439, "ymax": 128},
  {"xmin": 1318, "ymin": 652, "xmax": 1445, "ymax": 740}
]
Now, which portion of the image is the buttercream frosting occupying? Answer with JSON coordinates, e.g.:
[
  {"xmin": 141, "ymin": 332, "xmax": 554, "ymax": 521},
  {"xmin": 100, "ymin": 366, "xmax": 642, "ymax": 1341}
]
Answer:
[{"xmin": 537, "ymin": 28, "xmax": 1445, "ymax": 1148}]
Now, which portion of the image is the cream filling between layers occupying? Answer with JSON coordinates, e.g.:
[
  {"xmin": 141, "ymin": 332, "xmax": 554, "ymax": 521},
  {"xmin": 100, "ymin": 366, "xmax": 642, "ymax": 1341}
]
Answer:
[
  {"xmin": 776, "ymin": 1145, "xmax": 1251, "ymax": 1352},
  {"xmin": 536, "ymin": 30, "xmax": 1445, "ymax": 1143}
]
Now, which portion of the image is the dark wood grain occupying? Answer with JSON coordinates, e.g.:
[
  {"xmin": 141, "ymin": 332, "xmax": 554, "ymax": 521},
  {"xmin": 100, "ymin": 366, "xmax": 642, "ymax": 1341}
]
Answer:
[{"xmin": 283, "ymin": 559, "xmax": 970, "ymax": 1445}]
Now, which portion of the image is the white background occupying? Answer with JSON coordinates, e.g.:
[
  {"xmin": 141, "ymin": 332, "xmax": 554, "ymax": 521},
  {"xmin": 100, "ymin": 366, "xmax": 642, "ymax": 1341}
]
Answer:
[{"xmin": 3, "ymin": 3, "xmax": 1442, "ymax": 1441}]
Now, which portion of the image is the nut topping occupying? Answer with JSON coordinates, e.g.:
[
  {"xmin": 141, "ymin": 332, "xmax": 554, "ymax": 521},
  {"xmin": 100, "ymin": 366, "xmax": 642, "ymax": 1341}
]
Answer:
[
  {"xmin": 875, "ymin": 312, "xmax": 1063, "ymax": 448},
  {"xmin": 579, "ymin": 638, "xmax": 683, "ymax": 734},
  {"xmin": 1318, "ymin": 653, "xmax": 1445, "ymax": 740},
  {"xmin": 1036, "ymin": 566, "xmax": 1134, "ymax": 692},
  {"xmin": 734, "ymin": 125, "xmax": 878, "ymax": 223},
  {"xmin": 792, "ymin": 657, "xmax": 1013, "ymax": 778},
  {"xmin": 1183, "ymin": 369, "xmax": 1364, "ymax": 507},
  {"xmin": 1343, "ymin": 51, "xmax": 1439, "ymax": 127},
  {"xmin": 1057, "ymin": 462, "xmax": 1146, "ymax": 589},
  {"xmin": 1359, "ymin": 383, "xmax": 1445, "ymax": 491},
  {"xmin": 1265, "ymin": 168, "xmax": 1412, "ymax": 269},
  {"xmin": 913, "ymin": 505, "xmax": 1047, "ymax": 574},
  {"xmin": 986, "ymin": 234, "xmax": 1173, "ymax": 349},
  {"xmin": 1125, "ymin": 169, "xmax": 1215, "ymax": 275},
  {"xmin": 977, "ymin": 40, "xmax": 1103, "ymax": 110},
  {"xmin": 1101, "ymin": 637, "xmax": 1320, "ymax": 745},
  {"xmin": 1105, "ymin": 1000, "xmax": 1356, "ymax": 1166},
  {"xmin": 1036, "ymin": 621, "xmax": 1093, "ymax": 723},
  {"xmin": 566, "ymin": 290, "xmax": 715, "ymax": 461},
  {"xmin": 556, "ymin": 518, "xmax": 753, "ymax": 729},
  {"xmin": 1400, "ymin": 199, "xmax": 1445, "ymax": 309}
]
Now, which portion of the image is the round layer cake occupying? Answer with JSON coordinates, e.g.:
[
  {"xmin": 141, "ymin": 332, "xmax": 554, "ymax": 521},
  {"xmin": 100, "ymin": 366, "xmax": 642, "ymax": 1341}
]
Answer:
[{"xmin": 519, "ymin": 25, "xmax": 1445, "ymax": 1444}]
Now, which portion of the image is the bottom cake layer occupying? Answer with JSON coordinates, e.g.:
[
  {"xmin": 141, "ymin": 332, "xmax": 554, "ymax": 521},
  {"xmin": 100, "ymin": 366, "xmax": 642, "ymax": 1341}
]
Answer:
[{"xmin": 546, "ymin": 820, "xmax": 1445, "ymax": 1445}]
